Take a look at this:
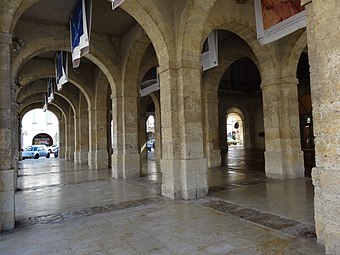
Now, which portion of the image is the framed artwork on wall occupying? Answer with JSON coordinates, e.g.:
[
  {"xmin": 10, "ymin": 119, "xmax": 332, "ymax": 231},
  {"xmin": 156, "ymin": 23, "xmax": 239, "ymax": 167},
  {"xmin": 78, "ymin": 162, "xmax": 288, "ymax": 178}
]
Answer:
[{"xmin": 254, "ymin": 0, "xmax": 306, "ymax": 45}]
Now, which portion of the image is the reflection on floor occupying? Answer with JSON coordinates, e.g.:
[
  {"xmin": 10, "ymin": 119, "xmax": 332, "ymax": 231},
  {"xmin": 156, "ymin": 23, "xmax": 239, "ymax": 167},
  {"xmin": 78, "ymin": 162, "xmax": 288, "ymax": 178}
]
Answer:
[{"xmin": 0, "ymin": 148, "xmax": 323, "ymax": 255}]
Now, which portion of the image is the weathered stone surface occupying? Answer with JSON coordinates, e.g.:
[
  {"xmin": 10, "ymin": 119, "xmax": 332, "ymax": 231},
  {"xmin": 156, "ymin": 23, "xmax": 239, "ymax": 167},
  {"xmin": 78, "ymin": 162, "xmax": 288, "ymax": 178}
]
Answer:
[{"xmin": 304, "ymin": 1, "xmax": 340, "ymax": 253}]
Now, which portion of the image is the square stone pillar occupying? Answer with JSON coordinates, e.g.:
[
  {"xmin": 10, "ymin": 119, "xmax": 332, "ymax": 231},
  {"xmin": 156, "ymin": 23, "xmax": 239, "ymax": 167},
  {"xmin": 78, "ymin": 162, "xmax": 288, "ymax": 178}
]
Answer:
[
  {"xmin": 65, "ymin": 108, "xmax": 74, "ymax": 161},
  {"xmin": 262, "ymin": 79, "xmax": 305, "ymax": 179},
  {"xmin": 202, "ymin": 96, "xmax": 221, "ymax": 168},
  {"xmin": 154, "ymin": 108, "xmax": 162, "ymax": 165},
  {"xmin": 0, "ymin": 32, "xmax": 15, "ymax": 231},
  {"xmin": 304, "ymin": 1, "xmax": 340, "ymax": 253},
  {"xmin": 159, "ymin": 65, "xmax": 208, "ymax": 200},
  {"xmin": 138, "ymin": 116, "xmax": 147, "ymax": 162},
  {"xmin": 74, "ymin": 106, "xmax": 89, "ymax": 164},
  {"xmin": 88, "ymin": 108, "xmax": 109, "ymax": 169},
  {"xmin": 111, "ymin": 96, "xmax": 140, "ymax": 178},
  {"xmin": 59, "ymin": 118, "xmax": 66, "ymax": 158}
]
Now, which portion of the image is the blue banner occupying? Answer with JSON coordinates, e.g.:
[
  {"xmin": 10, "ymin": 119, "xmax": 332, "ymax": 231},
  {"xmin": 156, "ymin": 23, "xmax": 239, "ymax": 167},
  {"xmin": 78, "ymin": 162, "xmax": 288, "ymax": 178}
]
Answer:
[
  {"xmin": 55, "ymin": 51, "xmax": 68, "ymax": 91},
  {"xmin": 70, "ymin": 0, "xmax": 92, "ymax": 68}
]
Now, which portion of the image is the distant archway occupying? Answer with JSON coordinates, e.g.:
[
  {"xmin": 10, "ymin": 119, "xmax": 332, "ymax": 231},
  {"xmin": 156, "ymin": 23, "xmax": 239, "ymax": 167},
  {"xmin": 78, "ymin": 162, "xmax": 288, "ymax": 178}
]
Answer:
[
  {"xmin": 226, "ymin": 112, "xmax": 244, "ymax": 146},
  {"xmin": 21, "ymin": 109, "xmax": 59, "ymax": 148},
  {"xmin": 32, "ymin": 133, "xmax": 53, "ymax": 146}
]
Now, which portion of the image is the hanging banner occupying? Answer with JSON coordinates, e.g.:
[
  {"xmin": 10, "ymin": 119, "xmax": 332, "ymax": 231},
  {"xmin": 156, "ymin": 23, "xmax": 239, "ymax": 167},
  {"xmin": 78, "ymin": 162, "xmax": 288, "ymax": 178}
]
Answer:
[
  {"xmin": 47, "ymin": 77, "xmax": 54, "ymax": 103},
  {"xmin": 70, "ymin": 0, "xmax": 92, "ymax": 68},
  {"xmin": 43, "ymin": 93, "xmax": 48, "ymax": 112},
  {"xmin": 55, "ymin": 51, "xmax": 68, "ymax": 91},
  {"xmin": 201, "ymin": 30, "xmax": 218, "ymax": 71},
  {"xmin": 254, "ymin": 0, "xmax": 306, "ymax": 45},
  {"xmin": 110, "ymin": 0, "xmax": 125, "ymax": 10}
]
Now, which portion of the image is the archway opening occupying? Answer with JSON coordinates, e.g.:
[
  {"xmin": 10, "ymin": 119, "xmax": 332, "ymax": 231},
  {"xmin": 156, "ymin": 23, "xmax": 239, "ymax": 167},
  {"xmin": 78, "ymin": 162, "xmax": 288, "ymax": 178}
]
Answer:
[
  {"xmin": 146, "ymin": 103, "xmax": 155, "ymax": 159},
  {"xmin": 218, "ymin": 56, "xmax": 263, "ymax": 166},
  {"xmin": 32, "ymin": 133, "xmax": 53, "ymax": 146},
  {"xmin": 21, "ymin": 109, "xmax": 59, "ymax": 150},
  {"xmin": 297, "ymin": 49, "xmax": 315, "ymax": 177},
  {"xmin": 226, "ymin": 113, "xmax": 243, "ymax": 146}
]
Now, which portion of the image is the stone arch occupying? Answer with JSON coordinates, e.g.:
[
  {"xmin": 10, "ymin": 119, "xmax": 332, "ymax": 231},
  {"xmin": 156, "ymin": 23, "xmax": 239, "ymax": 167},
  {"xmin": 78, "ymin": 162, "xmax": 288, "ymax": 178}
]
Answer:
[
  {"xmin": 121, "ymin": 25, "xmax": 152, "ymax": 96},
  {"xmin": 95, "ymin": 70, "xmax": 111, "ymax": 110},
  {"xmin": 9, "ymin": 0, "xmax": 39, "ymax": 33},
  {"xmin": 11, "ymin": 31, "xmax": 119, "ymax": 96},
  {"xmin": 286, "ymin": 31, "xmax": 308, "ymax": 77},
  {"xmin": 120, "ymin": 1, "xmax": 172, "ymax": 71},
  {"xmin": 177, "ymin": 0, "xmax": 217, "ymax": 64},
  {"xmin": 201, "ymin": 8, "xmax": 276, "ymax": 83},
  {"xmin": 138, "ymin": 58, "xmax": 158, "ymax": 86},
  {"xmin": 19, "ymin": 92, "xmax": 73, "ymax": 118},
  {"xmin": 202, "ymin": 36, "xmax": 258, "ymax": 102},
  {"xmin": 17, "ymin": 58, "xmax": 93, "ymax": 107},
  {"xmin": 19, "ymin": 103, "xmax": 63, "ymax": 122},
  {"xmin": 149, "ymin": 93, "xmax": 160, "ymax": 115}
]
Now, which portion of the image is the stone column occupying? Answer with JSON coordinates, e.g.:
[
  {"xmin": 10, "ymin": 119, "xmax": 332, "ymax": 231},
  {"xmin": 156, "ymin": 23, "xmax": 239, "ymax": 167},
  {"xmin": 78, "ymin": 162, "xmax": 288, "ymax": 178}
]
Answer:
[
  {"xmin": 94, "ymin": 107, "xmax": 109, "ymax": 169},
  {"xmin": 59, "ymin": 118, "xmax": 66, "ymax": 158},
  {"xmin": 112, "ymin": 96, "xmax": 140, "ymax": 178},
  {"xmin": 154, "ymin": 108, "xmax": 162, "ymax": 165},
  {"xmin": 88, "ymin": 107, "xmax": 109, "ymax": 169},
  {"xmin": 0, "ymin": 32, "xmax": 15, "ymax": 231},
  {"xmin": 303, "ymin": 1, "xmax": 340, "ymax": 253},
  {"xmin": 65, "ymin": 108, "xmax": 74, "ymax": 161},
  {"xmin": 262, "ymin": 77, "xmax": 304, "ymax": 179},
  {"xmin": 159, "ymin": 65, "xmax": 208, "ymax": 200},
  {"xmin": 74, "ymin": 108, "xmax": 88, "ymax": 164},
  {"xmin": 218, "ymin": 111, "xmax": 228, "ymax": 166},
  {"xmin": 18, "ymin": 115, "xmax": 22, "ymax": 161},
  {"xmin": 88, "ymin": 108, "xmax": 95, "ymax": 168},
  {"xmin": 138, "ymin": 116, "xmax": 147, "ymax": 160},
  {"xmin": 203, "ymin": 92, "xmax": 221, "ymax": 168}
]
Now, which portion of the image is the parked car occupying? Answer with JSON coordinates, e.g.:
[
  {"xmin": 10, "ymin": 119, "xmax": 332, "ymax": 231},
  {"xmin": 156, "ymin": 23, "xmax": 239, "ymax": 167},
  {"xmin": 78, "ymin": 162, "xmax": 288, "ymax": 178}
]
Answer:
[
  {"xmin": 54, "ymin": 148, "xmax": 59, "ymax": 158},
  {"xmin": 147, "ymin": 140, "xmax": 155, "ymax": 151},
  {"xmin": 22, "ymin": 145, "xmax": 50, "ymax": 159},
  {"xmin": 48, "ymin": 144, "xmax": 59, "ymax": 153},
  {"xmin": 227, "ymin": 137, "xmax": 238, "ymax": 146}
]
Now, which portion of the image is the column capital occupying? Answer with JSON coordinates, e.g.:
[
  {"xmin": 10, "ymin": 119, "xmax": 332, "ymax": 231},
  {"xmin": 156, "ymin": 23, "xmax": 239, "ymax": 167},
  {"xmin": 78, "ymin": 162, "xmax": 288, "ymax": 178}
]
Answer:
[
  {"xmin": 261, "ymin": 76, "xmax": 298, "ymax": 89},
  {"xmin": 158, "ymin": 60, "xmax": 202, "ymax": 75},
  {"xmin": 0, "ymin": 32, "xmax": 12, "ymax": 44}
]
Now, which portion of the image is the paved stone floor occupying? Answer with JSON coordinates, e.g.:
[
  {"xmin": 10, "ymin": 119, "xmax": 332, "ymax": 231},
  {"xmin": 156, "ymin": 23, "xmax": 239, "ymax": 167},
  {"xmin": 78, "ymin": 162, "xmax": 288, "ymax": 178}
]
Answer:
[{"xmin": 0, "ymin": 148, "xmax": 325, "ymax": 254}]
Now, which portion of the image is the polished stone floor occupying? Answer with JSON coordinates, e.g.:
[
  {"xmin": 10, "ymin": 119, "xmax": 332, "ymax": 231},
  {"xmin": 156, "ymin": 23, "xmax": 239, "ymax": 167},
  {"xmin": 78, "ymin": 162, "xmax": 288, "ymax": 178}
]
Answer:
[{"xmin": 0, "ymin": 148, "xmax": 324, "ymax": 254}]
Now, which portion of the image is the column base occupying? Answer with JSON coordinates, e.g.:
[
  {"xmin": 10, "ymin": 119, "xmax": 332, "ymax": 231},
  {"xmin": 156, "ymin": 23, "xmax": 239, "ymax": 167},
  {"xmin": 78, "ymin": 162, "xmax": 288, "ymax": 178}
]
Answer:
[
  {"xmin": 207, "ymin": 150, "xmax": 221, "ymax": 168},
  {"xmin": 112, "ymin": 154, "xmax": 140, "ymax": 179},
  {"xmin": 88, "ymin": 150, "xmax": 109, "ymax": 169},
  {"xmin": 0, "ymin": 169, "xmax": 15, "ymax": 231},
  {"xmin": 265, "ymin": 150, "xmax": 304, "ymax": 179},
  {"xmin": 74, "ymin": 151, "xmax": 88, "ymax": 164},
  {"xmin": 161, "ymin": 158, "xmax": 208, "ymax": 200}
]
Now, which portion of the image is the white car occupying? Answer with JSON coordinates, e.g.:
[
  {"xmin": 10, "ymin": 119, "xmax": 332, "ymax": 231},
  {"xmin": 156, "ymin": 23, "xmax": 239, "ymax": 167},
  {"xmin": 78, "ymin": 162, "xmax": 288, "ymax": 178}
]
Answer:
[
  {"xmin": 48, "ymin": 144, "xmax": 59, "ymax": 153},
  {"xmin": 22, "ymin": 145, "xmax": 50, "ymax": 159}
]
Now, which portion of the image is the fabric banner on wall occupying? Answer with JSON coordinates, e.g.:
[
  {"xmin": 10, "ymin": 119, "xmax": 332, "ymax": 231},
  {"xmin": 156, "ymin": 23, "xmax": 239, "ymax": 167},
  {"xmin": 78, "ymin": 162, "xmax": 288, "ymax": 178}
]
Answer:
[
  {"xmin": 43, "ymin": 93, "xmax": 48, "ymax": 112},
  {"xmin": 47, "ymin": 78, "xmax": 54, "ymax": 103},
  {"xmin": 55, "ymin": 51, "xmax": 68, "ymax": 91},
  {"xmin": 110, "ymin": 0, "xmax": 125, "ymax": 10},
  {"xmin": 70, "ymin": 0, "xmax": 92, "ymax": 68},
  {"xmin": 254, "ymin": 0, "xmax": 306, "ymax": 45}
]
